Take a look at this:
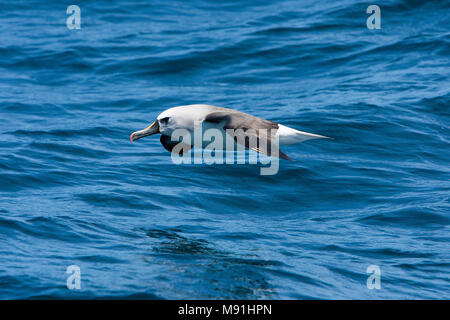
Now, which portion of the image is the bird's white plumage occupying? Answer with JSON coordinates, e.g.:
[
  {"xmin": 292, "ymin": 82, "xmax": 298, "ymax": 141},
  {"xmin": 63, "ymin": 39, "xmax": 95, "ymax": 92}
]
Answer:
[
  {"xmin": 157, "ymin": 104, "xmax": 216, "ymax": 137},
  {"xmin": 157, "ymin": 104, "xmax": 327, "ymax": 145}
]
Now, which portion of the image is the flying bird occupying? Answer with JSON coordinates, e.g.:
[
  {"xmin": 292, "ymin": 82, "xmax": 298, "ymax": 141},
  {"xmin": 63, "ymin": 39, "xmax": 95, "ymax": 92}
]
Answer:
[{"xmin": 130, "ymin": 104, "xmax": 329, "ymax": 160}]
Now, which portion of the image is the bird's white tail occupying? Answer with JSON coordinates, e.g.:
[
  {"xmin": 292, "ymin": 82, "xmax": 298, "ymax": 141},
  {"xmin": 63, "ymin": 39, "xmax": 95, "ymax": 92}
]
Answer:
[{"xmin": 276, "ymin": 124, "xmax": 330, "ymax": 145}]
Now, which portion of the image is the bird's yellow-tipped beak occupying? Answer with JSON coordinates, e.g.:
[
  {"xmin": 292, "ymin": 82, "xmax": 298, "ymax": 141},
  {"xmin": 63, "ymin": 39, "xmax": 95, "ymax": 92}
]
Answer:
[{"xmin": 130, "ymin": 121, "xmax": 160, "ymax": 142}]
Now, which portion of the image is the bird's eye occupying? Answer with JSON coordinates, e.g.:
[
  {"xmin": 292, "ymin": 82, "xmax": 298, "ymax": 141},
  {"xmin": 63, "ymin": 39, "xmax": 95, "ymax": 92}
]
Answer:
[{"xmin": 159, "ymin": 117, "xmax": 170, "ymax": 125}]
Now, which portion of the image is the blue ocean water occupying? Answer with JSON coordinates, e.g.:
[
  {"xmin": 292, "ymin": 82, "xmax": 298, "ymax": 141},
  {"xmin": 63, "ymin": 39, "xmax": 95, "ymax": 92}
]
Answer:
[{"xmin": 0, "ymin": 0, "xmax": 449, "ymax": 299}]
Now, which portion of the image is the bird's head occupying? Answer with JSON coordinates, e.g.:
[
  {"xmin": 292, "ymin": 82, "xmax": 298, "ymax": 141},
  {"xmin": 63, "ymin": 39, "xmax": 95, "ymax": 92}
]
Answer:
[{"xmin": 130, "ymin": 107, "xmax": 192, "ymax": 142}]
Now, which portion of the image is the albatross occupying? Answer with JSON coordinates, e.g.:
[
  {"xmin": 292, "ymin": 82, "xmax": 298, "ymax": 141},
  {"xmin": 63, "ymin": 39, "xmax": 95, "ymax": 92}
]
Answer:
[{"xmin": 130, "ymin": 104, "xmax": 329, "ymax": 160}]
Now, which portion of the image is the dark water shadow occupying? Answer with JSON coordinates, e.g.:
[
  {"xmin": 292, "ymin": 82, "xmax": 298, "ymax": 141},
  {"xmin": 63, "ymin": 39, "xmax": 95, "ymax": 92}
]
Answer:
[{"xmin": 143, "ymin": 227, "xmax": 280, "ymax": 299}]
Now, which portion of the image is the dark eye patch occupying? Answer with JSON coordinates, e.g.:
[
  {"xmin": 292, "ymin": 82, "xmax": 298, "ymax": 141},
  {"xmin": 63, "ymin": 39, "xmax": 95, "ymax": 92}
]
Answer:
[{"xmin": 159, "ymin": 117, "xmax": 170, "ymax": 124}]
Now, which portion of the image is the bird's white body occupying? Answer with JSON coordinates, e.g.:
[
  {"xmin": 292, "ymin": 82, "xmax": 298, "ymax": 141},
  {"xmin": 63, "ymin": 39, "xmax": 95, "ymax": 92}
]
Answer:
[{"xmin": 157, "ymin": 104, "xmax": 327, "ymax": 146}]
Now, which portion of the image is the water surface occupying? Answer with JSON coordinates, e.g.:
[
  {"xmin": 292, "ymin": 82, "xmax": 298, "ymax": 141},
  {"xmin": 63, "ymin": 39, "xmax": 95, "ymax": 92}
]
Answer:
[{"xmin": 0, "ymin": 0, "xmax": 449, "ymax": 299}]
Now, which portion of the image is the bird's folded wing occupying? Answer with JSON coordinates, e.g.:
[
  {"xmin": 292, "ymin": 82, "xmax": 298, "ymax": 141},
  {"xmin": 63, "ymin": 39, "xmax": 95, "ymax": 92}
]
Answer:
[{"xmin": 204, "ymin": 112, "xmax": 292, "ymax": 160}]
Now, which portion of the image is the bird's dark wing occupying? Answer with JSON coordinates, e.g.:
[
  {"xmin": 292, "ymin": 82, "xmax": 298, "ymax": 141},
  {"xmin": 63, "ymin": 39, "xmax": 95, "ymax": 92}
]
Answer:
[
  {"xmin": 204, "ymin": 112, "xmax": 292, "ymax": 160},
  {"xmin": 160, "ymin": 135, "xmax": 192, "ymax": 155}
]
